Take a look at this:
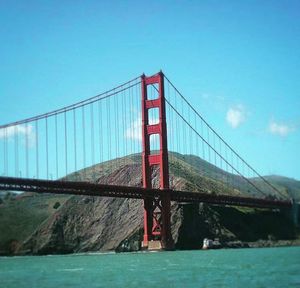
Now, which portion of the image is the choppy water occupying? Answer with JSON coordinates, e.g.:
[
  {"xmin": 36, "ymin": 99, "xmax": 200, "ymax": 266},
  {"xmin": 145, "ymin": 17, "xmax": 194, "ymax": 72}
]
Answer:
[{"xmin": 0, "ymin": 247, "xmax": 299, "ymax": 287}]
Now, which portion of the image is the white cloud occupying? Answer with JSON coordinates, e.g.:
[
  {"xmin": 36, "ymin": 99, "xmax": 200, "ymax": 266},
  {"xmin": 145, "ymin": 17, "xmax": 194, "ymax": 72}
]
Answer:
[
  {"xmin": 125, "ymin": 117, "xmax": 142, "ymax": 141},
  {"xmin": 226, "ymin": 105, "xmax": 246, "ymax": 128},
  {"xmin": 125, "ymin": 115, "xmax": 159, "ymax": 142},
  {"xmin": 268, "ymin": 120, "xmax": 295, "ymax": 137},
  {"xmin": 0, "ymin": 124, "xmax": 35, "ymax": 147}
]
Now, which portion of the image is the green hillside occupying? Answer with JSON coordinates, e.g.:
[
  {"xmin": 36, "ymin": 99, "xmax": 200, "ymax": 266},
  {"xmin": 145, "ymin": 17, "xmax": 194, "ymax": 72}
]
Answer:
[
  {"xmin": 0, "ymin": 193, "xmax": 70, "ymax": 254},
  {"xmin": 171, "ymin": 152, "xmax": 299, "ymax": 200},
  {"xmin": 263, "ymin": 175, "xmax": 300, "ymax": 201},
  {"xmin": 0, "ymin": 152, "xmax": 299, "ymax": 255}
]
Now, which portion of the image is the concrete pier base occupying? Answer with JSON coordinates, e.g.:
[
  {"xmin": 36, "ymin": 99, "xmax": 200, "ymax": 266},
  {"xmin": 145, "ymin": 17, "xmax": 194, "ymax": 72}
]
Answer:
[
  {"xmin": 141, "ymin": 240, "xmax": 163, "ymax": 251},
  {"xmin": 148, "ymin": 240, "xmax": 162, "ymax": 250}
]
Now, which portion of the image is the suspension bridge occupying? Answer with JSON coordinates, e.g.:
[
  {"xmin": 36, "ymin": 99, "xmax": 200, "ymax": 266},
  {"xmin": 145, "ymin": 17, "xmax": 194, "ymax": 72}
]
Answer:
[{"xmin": 0, "ymin": 71, "xmax": 292, "ymax": 250}]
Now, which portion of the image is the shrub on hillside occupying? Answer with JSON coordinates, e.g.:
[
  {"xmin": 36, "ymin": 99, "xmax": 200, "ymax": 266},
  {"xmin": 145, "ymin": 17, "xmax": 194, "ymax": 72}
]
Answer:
[{"xmin": 53, "ymin": 202, "xmax": 61, "ymax": 209}]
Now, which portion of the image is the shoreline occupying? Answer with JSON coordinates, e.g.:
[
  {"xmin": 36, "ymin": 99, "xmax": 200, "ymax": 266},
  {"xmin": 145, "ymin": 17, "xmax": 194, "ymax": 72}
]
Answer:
[
  {"xmin": 202, "ymin": 239, "xmax": 300, "ymax": 250},
  {"xmin": 246, "ymin": 239, "xmax": 300, "ymax": 248},
  {"xmin": 1, "ymin": 239, "xmax": 300, "ymax": 257}
]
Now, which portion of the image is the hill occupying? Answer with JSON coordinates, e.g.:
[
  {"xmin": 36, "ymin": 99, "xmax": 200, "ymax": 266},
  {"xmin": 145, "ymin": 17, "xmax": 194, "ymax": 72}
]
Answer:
[
  {"xmin": 0, "ymin": 153, "xmax": 299, "ymax": 255},
  {"xmin": 171, "ymin": 153, "xmax": 299, "ymax": 200},
  {"xmin": 0, "ymin": 193, "xmax": 70, "ymax": 255},
  {"xmin": 263, "ymin": 175, "xmax": 300, "ymax": 201}
]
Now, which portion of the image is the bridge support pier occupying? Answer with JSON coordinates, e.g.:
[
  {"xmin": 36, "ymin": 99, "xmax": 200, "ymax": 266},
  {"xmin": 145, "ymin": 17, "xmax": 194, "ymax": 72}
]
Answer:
[
  {"xmin": 280, "ymin": 199, "xmax": 299, "ymax": 229},
  {"xmin": 141, "ymin": 72, "xmax": 174, "ymax": 250},
  {"xmin": 291, "ymin": 200, "xmax": 300, "ymax": 227}
]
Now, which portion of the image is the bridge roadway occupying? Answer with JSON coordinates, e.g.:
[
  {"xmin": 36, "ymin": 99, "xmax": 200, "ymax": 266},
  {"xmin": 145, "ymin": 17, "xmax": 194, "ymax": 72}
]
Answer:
[{"xmin": 0, "ymin": 176, "xmax": 292, "ymax": 209}]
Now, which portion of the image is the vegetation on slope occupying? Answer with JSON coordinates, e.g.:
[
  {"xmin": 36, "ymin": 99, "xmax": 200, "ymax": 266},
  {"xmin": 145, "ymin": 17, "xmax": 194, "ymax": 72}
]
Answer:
[
  {"xmin": 0, "ymin": 152, "xmax": 299, "ymax": 255},
  {"xmin": 0, "ymin": 193, "xmax": 70, "ymax": 255}
]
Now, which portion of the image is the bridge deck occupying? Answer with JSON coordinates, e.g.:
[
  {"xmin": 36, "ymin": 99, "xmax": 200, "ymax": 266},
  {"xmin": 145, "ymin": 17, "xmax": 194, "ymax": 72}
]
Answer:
[{"xmin": 0, "ymin": 176, "xmax": 292, "ymax": 209}]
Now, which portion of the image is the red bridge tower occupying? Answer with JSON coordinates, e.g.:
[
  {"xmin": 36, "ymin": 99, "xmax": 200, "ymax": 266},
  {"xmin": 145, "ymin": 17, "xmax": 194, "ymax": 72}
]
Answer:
[{"xmin": 141, "ymin": 71, "xmax": 174, "ymax": 250}]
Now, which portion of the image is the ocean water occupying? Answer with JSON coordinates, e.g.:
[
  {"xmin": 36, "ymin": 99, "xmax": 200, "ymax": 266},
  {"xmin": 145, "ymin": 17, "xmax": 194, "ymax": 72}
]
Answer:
[{"xmin": 0, "ymin": 247, "xmax": 299, "ymax": 288}]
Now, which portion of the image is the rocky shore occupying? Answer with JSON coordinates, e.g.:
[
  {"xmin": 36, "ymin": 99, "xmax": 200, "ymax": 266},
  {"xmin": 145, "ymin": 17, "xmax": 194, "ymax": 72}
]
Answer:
[{"xmin": 11, "ymin": 201, "xmax": 298, "ymax": 255}]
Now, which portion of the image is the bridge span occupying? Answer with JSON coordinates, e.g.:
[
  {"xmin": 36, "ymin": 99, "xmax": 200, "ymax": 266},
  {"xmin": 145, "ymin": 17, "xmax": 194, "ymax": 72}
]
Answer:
[{"xmin": 0, "ymin": 176, "xmax": 291, "ymax": 209}]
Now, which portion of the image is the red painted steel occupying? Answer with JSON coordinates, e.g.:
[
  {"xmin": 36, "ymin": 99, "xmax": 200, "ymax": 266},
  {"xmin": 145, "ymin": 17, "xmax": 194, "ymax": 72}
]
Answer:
[
  {"xmin": 141, "ymin": 72, "xmax": 174, "ymax": 249},
  {"xmin": 147, "ymin": 124, "xmax": 160, "ymax": 135}
]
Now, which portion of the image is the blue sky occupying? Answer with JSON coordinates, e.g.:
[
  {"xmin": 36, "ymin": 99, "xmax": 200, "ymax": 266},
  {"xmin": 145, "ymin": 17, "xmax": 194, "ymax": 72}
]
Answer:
[{"xmin": 0, "ymin": 1, "xmax": 299, "ymax": 179}]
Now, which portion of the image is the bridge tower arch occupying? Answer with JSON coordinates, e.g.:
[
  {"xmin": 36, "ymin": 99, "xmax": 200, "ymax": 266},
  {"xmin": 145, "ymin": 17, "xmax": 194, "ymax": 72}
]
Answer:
[{"xmin": 141, "ymin": 71, "xmax": 174, "ymax": 250}]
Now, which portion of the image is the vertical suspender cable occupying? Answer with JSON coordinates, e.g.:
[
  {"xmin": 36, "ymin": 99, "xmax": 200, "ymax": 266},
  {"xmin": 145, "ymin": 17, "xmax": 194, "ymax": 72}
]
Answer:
[
  {"xmin": 236, "ymin": 155, "xmax": 239, "ymax": 192},
  {"xmin": 15, "ymin": 125, "xmax": 18, "ymax": 177},
  {"xmin": 125, "ymin": 85, "xmax": 129, "ymax": 167},
  {"xmin": 55, "ymin": 113, "xmax": 58, "ymax": 179},
  {"xmin": 73, "ymin": 109, "xmax": 77, "ymax": 178},
  {"xmin": 45, "ymin": 117, "xmax": 49, "ymax": 180},
  {"xmin": 136, "ymin": 82, "xmax": 140, "ymax": 155},
  {"xmin": 64, "ymin": 110, "xmax": 68, "ymax": 178},
  {"xmin": 91, "ymin": 103, "xmax": 95, "ymax": 180},
  {"xmin": 107, "ymin": 95, "xmax": 111, "ymax": 176},
  {"xmin": 2, "ymin": 129, "xmax": 4, "ymax": 176},
  {"xmin": 98, "ymin": 100, "xmax": 102, "ymax": 166},
  {"xmin": 181, "ymin": 93, "xmax": 185, "ymax": 155},
  {"xmin": 166, "ymin": 79, "xmax": 172, "ymax": 170},
  {"xmin": 194, "ymin": 113, "xmax": 199, "ymax": 163},
  {"xmin": 116, "ymin": 90, "xmax": 120, "ymax": 169},
  {"xmin": 225, "ymin": 145, "xmax": 229, "ymax": 189},
  {"xmin": 128, "ymin": 87, "xmax": 132, "ymax": 158},
  {"xmin": 231, "ymin": 149, "xmax": 234, "ymax": 190},
  {"xmin": 82, "ymin": 106, "xmax": 86, "ymax": 179},
  {"xmin": 121, "ymin": 89, "xmax": 125, "ymax": 167},
  {"xmin": 219, "ymin": 138, "xmax": 224, "ymax": 191},
  {"xmin": 201, "ymin": 119, "xmax": 205, "ymax": 163},
  {"xmin": 3, "ymin": 128, "xmax": 7, "ymax": 176},
  {"xmin": 35, "ymin": 120, "xmax": 39, "ymax": 179},
  {"xmin": 207, "ymin": 127, "xmax": 211, "ymax": 163},
  {"xmin": 25, "ymin": 123, "xmax": 29, "ymax": 178},
  {"xmin": 175, "ymin": 90, "xmax": 181, "ymax": 154},
  {"xmin": 248, "ymin": 164, "xmax": 251, "ymax": 195},
  {"xmin": 113, "ymin": 90, "xmax": 117, "ymax": 171},
  {"xmin": 136, "ymin": 82, "xmax": 139, "ymax": 154},
  {"xmin": 188, "ymin": 105, "xmax": 192, "ymax": 156},
  {"xmin": 214, "ymin": 133, "xmax": 217, "ymax": 167}
]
